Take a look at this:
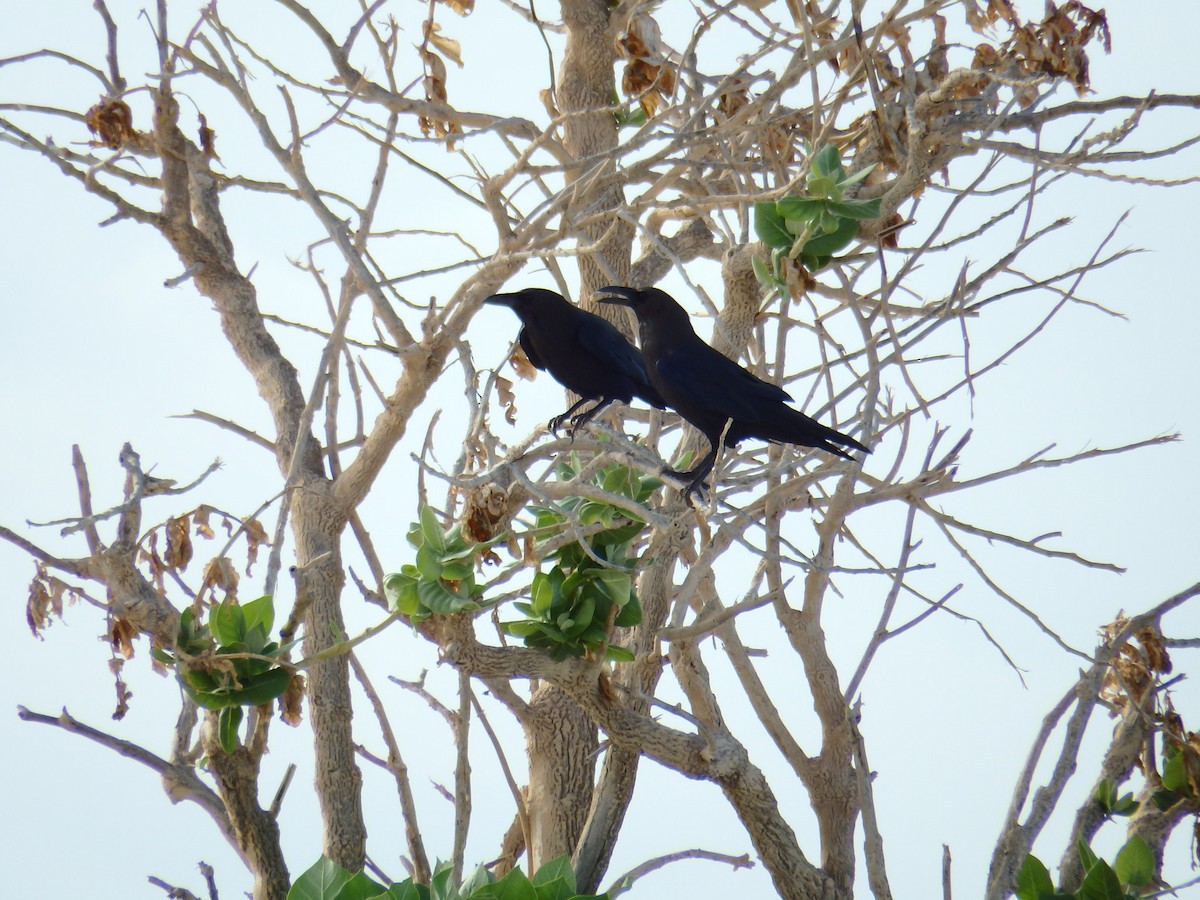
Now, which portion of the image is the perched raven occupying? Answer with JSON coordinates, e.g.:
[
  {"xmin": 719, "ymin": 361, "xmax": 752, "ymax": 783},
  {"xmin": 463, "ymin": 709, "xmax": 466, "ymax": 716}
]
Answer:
[
  {"xmin": 484, "ymin": 288, "xmax": 665, "ymax": 436},
  {"xmin": 599, "ymin": 285, "xmax": 869, "ymax": 496}
]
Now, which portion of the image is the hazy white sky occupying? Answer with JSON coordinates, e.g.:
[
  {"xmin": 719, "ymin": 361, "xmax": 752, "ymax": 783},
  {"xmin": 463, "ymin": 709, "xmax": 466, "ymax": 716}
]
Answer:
[{"xmin": 2, "ymin": 3, "xmax": 1199, "ymax": 898}]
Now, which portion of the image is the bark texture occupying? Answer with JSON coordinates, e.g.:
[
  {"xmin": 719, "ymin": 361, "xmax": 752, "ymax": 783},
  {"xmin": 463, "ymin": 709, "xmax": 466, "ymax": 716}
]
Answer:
[
  {"xmin": 574, "ymin": 516, "xmax": 688, "ymax": 890},
  {"xmin": 205, "ymin": 722, "xmax": 290, "ymax": 900},
  {"xmin": 525, "ymin": 683, "xmax": 599, "ymax": 867},
  {"xmin": 558, "ymin": 0, "xmax": 634, "ymax": 308},
  {"xmin": 293, "ymin": 482, "xmax": 365, "ymax": 865}
]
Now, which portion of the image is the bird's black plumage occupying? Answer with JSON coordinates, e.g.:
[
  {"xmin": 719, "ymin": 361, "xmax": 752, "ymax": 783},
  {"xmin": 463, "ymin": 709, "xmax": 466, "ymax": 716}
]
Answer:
[
  {"xmin": 484, "ymin": 288, "xmax": 665, "ymax": 436},
  {"xmin": 599, "ymin": 285, "xmax": 869, "ymax": 496}
]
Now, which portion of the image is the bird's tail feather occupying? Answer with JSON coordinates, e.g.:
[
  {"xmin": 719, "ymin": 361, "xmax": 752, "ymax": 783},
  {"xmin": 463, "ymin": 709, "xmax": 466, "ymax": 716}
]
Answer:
[{"xmin": 758, "ymin": 406, "xmax": 870, "ymax": 457}]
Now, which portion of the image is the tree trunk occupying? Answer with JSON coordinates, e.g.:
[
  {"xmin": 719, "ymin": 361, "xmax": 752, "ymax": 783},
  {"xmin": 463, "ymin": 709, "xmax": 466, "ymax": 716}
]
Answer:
[
  {"xmin": 574, "ymin": 522, "xmax": 685, "ymax": 890},
  {"xmin": 525, "ymin": 683, "xmax": 598, "ymax": 867},
  {"xmin": 205, "ymin": 728, "xmax": 290, "ymax": 900},
  {"xmin": 558, "ymin": 0, "xmax": 635, "ymax": 307},
  {"xmin": 293, "ymin": 481, "xmax": 366, "ymax": 869}
]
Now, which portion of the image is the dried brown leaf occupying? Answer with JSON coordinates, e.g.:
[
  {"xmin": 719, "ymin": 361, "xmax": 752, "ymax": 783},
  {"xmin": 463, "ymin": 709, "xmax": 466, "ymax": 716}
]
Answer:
[
  {"xmin": 639, "ymin": 89, "xmax": 661, "ymax": 119},
  {"xmin": 926, "ymin": 15, "xmax": 949, "ymax": 83},
  {"xmin": 1013, "ymin": 82, "xmax": 1040, "ymax": 109},
  {"xmin": 717, "ymin": 82, "xmax": 749, "ymax": 121},
  {"xmin": 619, "ymin": 31, "xmax": 646, "ymax": 60},
  {"xmin": 110, "ymin": 616, "xmax": 138, "ymax": 659},
  {"xmin": 419, "ymin": 47, "xmax": 460, "ymax": 144},
  {"xmin": 1137, "ymin": 627, "xmax": 1172, "ymax": 675},
  {"xmin": 244, "ymin": 518, "xmax": 270, "ymax": 576},
  {"xmin": 974, "ymin": 43, "xmax": 1000, "ymax": 68},
  {"xmin": 26, "ymin": 568, "xmax": 51, "ymax": 637},
  {"xmin": 963, "ymin": 0, "xmax": 988, "ymax": 32},
  {"xmin": 198, "ymin": 113, "xmax": 219, "ymax": 160},
  {"xmin": 511, "ymin": 346, "xmax": 538, "ymax": 381},
  {"xmin": 619, "ymin": 13, "xmax": 662, "ymax": 60},
  {"xmin": 48, "ymin": 579, "xmax": 66, "ymax": 618},
  {"xmin": 166, "ymin": 515, "xmax": 193, "ymax": 571},
  {"xmin": 201, "ymin": 556, "xmax": 240, "ymax": 601},
  {"xmin": 878, "ymin": 212, "xmax": 906, "ymax": 249},
  {"xmin": 622, "ymin": 59, "xmax": 675, "ymax": 118},
  {"xmin": 193, "ymin": 505, "xmax": 215, "ymax": 539},
  {"xmin": 622, "ymin": 58, "xmax": 658, "ymax": 97},
  {"xmin": 423, "ymin": 49, "xmax": 448, "ymax": 100},
  {"xmin": 1076, "ymin": 3, "xmax": 1111, "ymax": 52},
  {"xmin": 496, "ymin": 375, "xmax": 518, "ymax": 426},
  {"xmin": 439, "ymin": 0, "xmax": 474, "ymax": 14},
  {"xmin": 109, "ymin": 657, "xmax": 132, "ymax": 720},
  {"xmin": 990, "ymin": 0, "xmax": 1019, "ymax": 27},
  {"xmin": 658, "ymin": 66, "xmax": 676, "ymax": 96},
  {"xmin": 1182, "ymin": 735, "xmax": 1200, "ymax": 797},
  {"xmin": 782, "ymin": 256, "xmax": 817, "ymax": 299},
  {"xmin": 85, "ymin": 96, "xmax": 136, "ymax": 149},
  {"xmin": 425, "ymin": 23, "xmax": 463, "ymax": 67},
  {"xmin": 141, "ymin": 531, "xmax": 167, "ymax": 593},
  {"xmin": 462, "ymin": 483, "xmax": 508, "ymax": 544},
  {"xmin": 280, "ymin": 673, "xmax": 305, "ymax": 726},
  {"xmin": 997, "ymin": 0, "xmax": 1110, "ymax": 98}
]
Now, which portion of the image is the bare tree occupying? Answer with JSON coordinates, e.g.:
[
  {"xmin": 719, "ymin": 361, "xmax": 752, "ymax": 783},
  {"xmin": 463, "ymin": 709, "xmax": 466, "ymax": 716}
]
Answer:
[{"xmin": 4, "ymin": 2, "xmax": 1199, "ymax": 899}]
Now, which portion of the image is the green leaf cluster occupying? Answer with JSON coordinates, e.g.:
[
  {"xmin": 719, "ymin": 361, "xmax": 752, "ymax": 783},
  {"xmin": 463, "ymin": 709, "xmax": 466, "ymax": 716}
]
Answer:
[
  {"xmin": 383, "ymin": 507, "xmax": 493, "ymax": 622},
  {"xmin": 1151, "ymin": 744, "xmax": 1197, "ymax": 810},
  {"xmin": 153, "ymin": 594, "xmax": 294, "ymax": 753},
  {"xmin": 752, "ymin": 143, "xmax": 879, "ymax": 281},
  {"xmin": 1017, "ymin": 835, "xmax": 1157, "ymax": 900},
  {"xmin": 1094, "ymin": 779, "xmax": 1139, "ymax": 818},
  {"xmin": 286, "ymin": 853, "xmax": 609, "ymax": 900},
  {"xmin": 500, "ymin": 458, "xmax": 655, "ymax": 661},
  {"xmin": 612, "ymin": 89, "xmax": 647, "ymax": 130}
]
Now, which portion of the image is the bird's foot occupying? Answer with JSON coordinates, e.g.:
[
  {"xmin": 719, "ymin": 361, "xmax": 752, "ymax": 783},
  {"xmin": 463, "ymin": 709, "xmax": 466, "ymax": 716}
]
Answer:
[
  {"xmin": 658, "ymin": 466, "xmax": 709, "ymax": 504},
  {"xmin": 547, "ymin": 415, "xmax": 567, "ymax": 435},
  {"xmin": 682, "ymin": 478, "xmax": 709, "ymax": 506},
  {"xmin": 567, "ymin": 415, "xmax": 593, "ymax": 442}
]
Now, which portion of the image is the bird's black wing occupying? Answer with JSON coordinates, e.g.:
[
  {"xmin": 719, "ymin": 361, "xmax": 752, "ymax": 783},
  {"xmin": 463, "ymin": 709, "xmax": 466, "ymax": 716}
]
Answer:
[
  {"xmin": 575, "ymin": 318, "xmax": 649, "ymax": 381},
  {"xmin": 576, "ymin": 317, "xmax": 666, "ymax": 408},
  {"xmin": 517, "ymin": 327, "xmax": 546, "ymax": 371},
  {"xmin": 657, "ymin": 347, "xmax": 793, "ymax": 423}
]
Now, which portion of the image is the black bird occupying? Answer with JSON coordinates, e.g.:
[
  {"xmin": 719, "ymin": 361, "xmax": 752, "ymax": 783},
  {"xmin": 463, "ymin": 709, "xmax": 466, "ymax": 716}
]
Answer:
[
  {"xmin": 484, "ymin": 288, "xmax": 665, "ymax": 437},
  {"xmin": 599, "ymin": 285, "xmax": 869, "ymax": 497}
]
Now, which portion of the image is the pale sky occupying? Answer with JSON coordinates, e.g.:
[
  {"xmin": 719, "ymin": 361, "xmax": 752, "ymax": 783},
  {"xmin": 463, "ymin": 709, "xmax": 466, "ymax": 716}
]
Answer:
[{"xmin": 2, "ymin": 3, "xmax": 1199, "ymax": 898}]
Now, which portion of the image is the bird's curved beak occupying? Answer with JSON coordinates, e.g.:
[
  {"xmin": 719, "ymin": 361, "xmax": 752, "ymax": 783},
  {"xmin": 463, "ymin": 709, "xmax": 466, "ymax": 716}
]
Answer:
[
  {"xmin": 596, "ymin": 285, "xmax": 637, "ymax": 306},
  {"xmin": 483, "ymin": 293, "xmax": 516, "ymax": 308}
]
